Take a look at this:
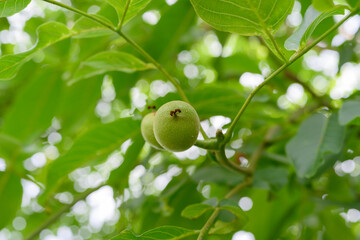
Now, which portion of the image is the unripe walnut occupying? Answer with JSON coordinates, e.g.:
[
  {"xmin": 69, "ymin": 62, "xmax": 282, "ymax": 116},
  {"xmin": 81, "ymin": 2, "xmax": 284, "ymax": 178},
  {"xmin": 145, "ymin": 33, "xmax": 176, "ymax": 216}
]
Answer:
[
  {"xmin": 141, "ymin": 112, "xmax": 163, "ymax": 150},
  {"xmin": 154, "ymin": 101, "xmax": 200, "ymax": 152}
]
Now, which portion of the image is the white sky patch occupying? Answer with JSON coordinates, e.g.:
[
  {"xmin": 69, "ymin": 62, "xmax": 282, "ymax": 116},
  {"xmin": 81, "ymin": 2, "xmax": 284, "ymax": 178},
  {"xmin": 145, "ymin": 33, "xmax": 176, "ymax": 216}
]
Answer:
[
  {"xmin": 31, "ymin": 152, "xmax": 47, "ymax": 168},
  {"xmin": 339, "ymin": 15, "xmax": 360, "ymax": 39},
  {"xmin": 12, "ymin": 217, "xmax": 26, "ymax": 231},
  {"xmin": 21, "ymin": 179, "xmax": 40, "ymax": 207},
  {"xmin": 102, "ymin": 77, "xmax": 116, "ymax": 103},
  {"xmin": 3, "ymin": 0, "xmax": 44, "ymax": 52},
  {"xmin": 154, "ymin": 165, "xmax": 182, "ymax": 191},
  {"xmin": 96, "ymin": 100, "xmax": 112, "ymax": 117},
  {"xmin": 44, "ymin": 145, "xmax": 60, "ymax": 160},
  {"xmin": 341, "ymin": 160, "xmax": 356, "ymax": 173},
  {"xmin": 286, "ymin": 1, "xmax": 302, "ymax": 27},
  {"xmin": 304, "ymin": 50, "xmax": 339, "ymax": 77},
  {"xmin": 87, "ymin": 186, "xmax": 117, "ymax": 230},
  {"xmin": 48, "ymin": 132, "xmax": 62, "ymax": 145},
  {"xmin": 238, "ymin": 197, "xmax": 253, "ymax": 211},
  {"xmin": 225, "ymin": 149, "xmax": 235, "ymax": 158},
  {"xmin": 142, "ymin": 10, "xmax": 161, "ymax": 25},
  {"xmin": 55, "ymin": 192, "xmax": 74, "ymax": 204},
  {"xmin": 210, "ymin": 116, "xmax": 231, "ymax": 130},
  {"xmin": 286, "ymin": 83, "xmax": 306, "ymax": 106},
  {"xmin": 178, "ymin": 50, "xmax": 193, "ymax": 64},
  {"xmin": 0, "ymin": 158, "xmax": 6, "ymax": 171},
  {"xmin": 200, "ymin": 120, "xmax": 217, "ymax": 138},
  {"xmin": 129, "ymin": 165, "xmax": 146, "ymax": 197},
  {"xmin": 240, "ymin": 72, "xmax": 264, "ymax": 89},
  {"xmin": 166, "ymin": 0, "xmax": 178, "ymax": 5},
  {"xmin": 312, "ymin": 75, "xmax": 329, "ymax": 94},
  {"xmin": 232, "ymin": 231, "xmax": 256, "ymax": 240},
  {"xmin": 150, "ymin": 80, "xmax": 175, "ymax": 99},
  {"xmin": 330, "ymin": 62, "xmax": 360, "ymax": 99},
  {"xmin": 277, "ymin": 95, "xmax": 292, "ymax": 110},
  {"xmin": 131, "ymin": 87, "xmax": 148, "ymax": 109},
  {"xmin": 331, "ymin": 34, "xmax": 346, "ymax": 47},
  {"xmin": 346, "ymin": 209, "xmax": 360, "ymax": 223},
  {"xmin": 57, "ymin": 226, "xmax": 73, "ymax": 240},
  {"xmin": 204, "ymin": 33, "xmax": 222, "ymax": 57},
  {"xmin": 184, "ymin": 64, "xmax": 199, "ymax": 79},
  {"xmin": 173, "ymin": 146, "xmax": 206, "ymax": 160}
]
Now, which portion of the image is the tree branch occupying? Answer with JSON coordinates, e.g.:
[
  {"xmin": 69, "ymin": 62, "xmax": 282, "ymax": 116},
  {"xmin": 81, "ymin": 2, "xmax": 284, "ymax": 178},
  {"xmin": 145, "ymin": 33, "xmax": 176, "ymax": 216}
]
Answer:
[
  {"xmin": 42, "ymin": 0, "xmax": 115, "ymax": 31},
  {"xmin": 223, "ymin": 9, "xmax": 358, "ymax": 144}
]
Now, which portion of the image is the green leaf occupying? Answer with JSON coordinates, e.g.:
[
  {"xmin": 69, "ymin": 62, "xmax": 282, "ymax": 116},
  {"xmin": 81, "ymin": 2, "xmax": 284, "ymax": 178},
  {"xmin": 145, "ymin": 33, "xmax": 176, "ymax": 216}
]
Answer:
[
  {"xmin": 111, "ymin": 226, "xmax": 196, "ymax": 240},
  {"xmin": 72, "ymin": 17, "xmax": 113, "ymax": 39},
  {"xmin": 189, "ymin": 85, "xmax": 246, "ymax": 119},
  {"xmin": 286, "ymin": 113, "xmax": 345, "ymax": 178},
  {"xmin": 253, "ymin": 167, "xmax": 288, "ymax": 190},
  {"xmin": 0, "ymin": 133, "xmax": 21, "ymax": 160},
  {"xmin": 0, "ymin": 21, "xmax": 112, "ymax": 81},
  {"xmin": 345, "ymin": 0, "xmax": 358, "ymax": 8},
  {"xmin": 190, "ymin": 0, "xmax": 294, "ymax": 36},
  {"xmin": 285, "ymin": 5, "xmax": 346, "ymax": 51},
  {"xmin": 152, "ymin": 85, "xmax": 248, "ymax": 119},
  {"xmin": 339, "ymin": 100, "xmax": 360, "ymax": 125},
  {"xmin": 47, "ymin": 118, "xmax": 141, "ymax": 191},
  {"xmin": 320, "ymin": 210, "xmax": 356, "ymax": 240},
  {"xmin": 144, "ymin": 0, "xmax": 196, "ymax": 63},
  {"xmin": 1, "ymin": 68, "xmax": 62, "ymax": 142},
  {"xmin": 210, "ymin": 205, "xmax": 248, "ymax": 235},
  {"xmin": 313, "ymin": 0, "xmax": 335, "ymax": 11},
  {"xmin": 106, "ymin": 0, "xmax": 151, "ymax": 25},
  {"xmin": 0, "ymin": 22, "xmax": 71, "ymax": 80},
  {"xmin": 221, "ymin": 53, "xmax": 261, "ymax": 74},
  {"xmin": 0, "ymin": 172, "xmax": 23, "ymax": 229},
  {"xmin": 0, "ymin": 18, "xmax": 10, "ymax": 31},
  {"xmin": 57, "ymin": 77, "xmax": 102, "ymax": 134},
  {"xmin": 244, "ymin": 188, "xmax": 302, "ymax": 239},
  {"xmin": 0, "ymin": 0, "xmax": 31, "ymax": 17},
  {"xmin": 70, "ymin": 51, "xmax": 154, "ymax": 84},
  {"xmin": 181, "ymin": 203, "xmax": 214, "ymax": 219},
  {"xmin": 191, "ymin": 165, "xmax": 244, "ymax": 185}
]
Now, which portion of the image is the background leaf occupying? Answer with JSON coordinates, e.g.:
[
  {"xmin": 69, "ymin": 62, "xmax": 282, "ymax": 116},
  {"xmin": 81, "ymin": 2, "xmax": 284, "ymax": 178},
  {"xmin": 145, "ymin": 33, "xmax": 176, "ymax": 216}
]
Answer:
[
  {"xmin": 285, "ymin": 5, "xmax": 346, "ymax": 51},
  {"xmin": 106, "ymin": 0, "xmax": 151, "ymax": 25},
  {"xmin": 181, "ymin": 203, "xmax": 214, "ymax": 219},
  {"xmin": 313, "ymin": 0, "xmax": 335, "ymax": 11},
  {"xmin": 1, "ymin": 68, "xmax": 62, "ymax": 142},
  {"xmin": 190, "ymin": 0, "xmax": 294, "ymax": 36},
  {"xmin": 253, "ymin": 167, "xmax": 288, "ymax": 190},
  {"xmin": 0, "ymin": 22, "xmax": 71, "ymax": 80},
  {"xmin": 286, "ymin": 113, "xmax": 345, "ymax": 178},
  {"xmin": 46, "ymin": 118, "xmax": 141, "ymax": 191},
  {"xmin": 210, "ymin": 204, "xmax": 248, "ymax": 235},
  {"xmin": 339, "ymin": 100, "xmax": 360, "ymax": 125},
  {"xmin": 0, "ymin": 133, "xmax": 21, "ymax": 160},
  {"xmin": 70, "ymin": 51, "xmax": 154, "ymax": 84},
  {"xmin": 0, "ymin": 172, "xmax": 23, "ymax": 229}
]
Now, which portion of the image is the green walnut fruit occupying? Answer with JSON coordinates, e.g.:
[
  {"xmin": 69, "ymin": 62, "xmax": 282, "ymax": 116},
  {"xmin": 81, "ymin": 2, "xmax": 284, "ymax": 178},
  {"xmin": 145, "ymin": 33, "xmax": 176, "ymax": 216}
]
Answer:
[
  {"xmin": 154, "ymin": 101, "xmax": 200, "ymax": 152},
  {"xmin": 141, "ymin": 112, "xmax": 163, "ymax": 150}
]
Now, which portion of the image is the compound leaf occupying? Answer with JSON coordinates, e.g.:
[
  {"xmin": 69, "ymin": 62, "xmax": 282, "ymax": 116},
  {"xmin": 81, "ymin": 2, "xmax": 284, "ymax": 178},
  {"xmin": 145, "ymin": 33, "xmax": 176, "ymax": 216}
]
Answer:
[{"xmin": 190, "ymin": 0, "xmax": 294, "ymax": 36}]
